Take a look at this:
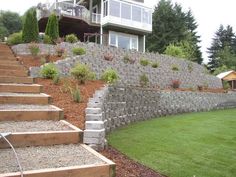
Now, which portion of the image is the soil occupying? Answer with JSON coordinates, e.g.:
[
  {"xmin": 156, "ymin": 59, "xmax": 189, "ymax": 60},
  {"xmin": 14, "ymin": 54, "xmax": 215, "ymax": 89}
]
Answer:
[{"xmin": 101, "ymin": 146, "xmax": 165, "ymax": 177}]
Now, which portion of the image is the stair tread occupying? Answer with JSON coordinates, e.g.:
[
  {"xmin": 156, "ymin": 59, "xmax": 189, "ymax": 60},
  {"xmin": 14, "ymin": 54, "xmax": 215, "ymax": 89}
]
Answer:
[
  {"xmin": 0, "ymin": 104, "xmax": 60, "ymax": 111},
  {"xmin": 0, "ymin": 120, "xmax": 73, "ymax": 133},
  {"xmin": 0, "ymin": 144, "xmax": 105, "ymax": 174},
  {"xmin": 0, "ymin": 93, "xmax": 49, "ymax": 97},
  {"xmin": 0, "ymin": 83, "xmax": 40, "ymax": 86}
]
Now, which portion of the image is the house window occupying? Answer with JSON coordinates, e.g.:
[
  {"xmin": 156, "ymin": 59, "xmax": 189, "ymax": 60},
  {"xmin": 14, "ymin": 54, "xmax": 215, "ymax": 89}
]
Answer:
[
  {"xmin": 109, "ymin": 31, "xmax": 138, "ymax": 51},
  {"xmin": 121, "ymin": 3, "xmax": 131, "ymax": 20},
  {"xmin": 103, "ymin": 0, "xmax": 108, "ymax": 17},
  {"xmin": 110, "ymin": 0, "xmax": 120, "ymax": 17},
  {"xmin": 132, "ymin": 6, "xmax": 141, "ymax": 22}
]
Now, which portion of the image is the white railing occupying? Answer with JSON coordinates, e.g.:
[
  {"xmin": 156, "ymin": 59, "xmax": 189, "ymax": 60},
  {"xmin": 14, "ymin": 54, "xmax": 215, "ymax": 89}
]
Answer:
[{"xmin": 92, "ymin": 13, "xmax": 101, "ymax": 24}]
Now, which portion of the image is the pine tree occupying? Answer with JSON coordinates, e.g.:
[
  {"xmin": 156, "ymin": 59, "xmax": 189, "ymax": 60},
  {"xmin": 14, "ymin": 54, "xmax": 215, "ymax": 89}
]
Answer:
[
  {"xmin": 22, "ymin": 9, "xmax": 39, "ymax": 43},
  {"xmin": 207, "ymin": 25, "xmax": 235, "ymax": 72},
  {"xmin": 45, "ymin": 13, "xmax": 59, "ymax": 41}
]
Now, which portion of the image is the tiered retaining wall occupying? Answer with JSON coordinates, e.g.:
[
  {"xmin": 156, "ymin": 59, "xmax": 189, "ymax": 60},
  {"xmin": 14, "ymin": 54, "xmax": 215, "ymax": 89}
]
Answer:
[
  {"xmin": 12, "ymin": 42, "xmax": 222, "ymax": 89},
  {"xmin": 84, "ymin": 86, "xmax": 236, "ymax": 150}
]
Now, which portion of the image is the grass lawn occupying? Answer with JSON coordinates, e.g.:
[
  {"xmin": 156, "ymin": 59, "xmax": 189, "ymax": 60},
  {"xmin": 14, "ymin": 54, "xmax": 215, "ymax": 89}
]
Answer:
[{"xmin": 108, "ymin": 109, "xmax": 236, "ymax": 177}]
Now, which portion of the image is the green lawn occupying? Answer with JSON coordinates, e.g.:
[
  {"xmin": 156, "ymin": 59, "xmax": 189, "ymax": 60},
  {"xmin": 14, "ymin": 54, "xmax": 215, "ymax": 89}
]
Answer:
[{"xmin": 108, "ymin": 109, "xmax": 236, "ymax": 177}]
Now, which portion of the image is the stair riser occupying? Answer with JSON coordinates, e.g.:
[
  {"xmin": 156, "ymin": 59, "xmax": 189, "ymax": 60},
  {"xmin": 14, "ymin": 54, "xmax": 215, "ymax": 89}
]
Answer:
[
  {"xmin": 0, "ymin": 85, "xmax": 42, "ymax": 93},
  {"xmin": 0, "ymin": 60, "xmax": 20, "ymax": 65},
  {"xmin": 0, "ymin": 69, "xmax": 28, "ymax": 77},
  {"xmin": 0, "ymin": 131, "xmax": 81, "ymax": 148},
  {"xmin": 0, "ymin": 57, "xmax": 16, "ymax": 61},
  {"xmin": 0, "ymin": 110, "xmax": 63, "ymax": 121},
  {"xmin": 0, "ymin": 77, "xmax": 34, "ymax": 84},
  {"xmin": 0, "ymin": 96, "xmax": 51, "ymax": 105},
  {"xmin": 0, "ymin": 65, "xmax": 24, "ymax": 70}
]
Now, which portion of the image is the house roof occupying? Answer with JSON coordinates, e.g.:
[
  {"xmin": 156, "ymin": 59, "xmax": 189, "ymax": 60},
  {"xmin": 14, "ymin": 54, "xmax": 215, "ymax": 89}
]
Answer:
[{"xmin": 216, "ymin": 70, "xmax": 235, "ymax": 79}]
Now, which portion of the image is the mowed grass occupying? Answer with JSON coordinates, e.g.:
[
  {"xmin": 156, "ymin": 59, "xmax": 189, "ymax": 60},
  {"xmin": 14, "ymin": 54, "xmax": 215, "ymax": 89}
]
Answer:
[{"xmin": 108, "ymin": 109, "xmax": 236, "ymax": 177}]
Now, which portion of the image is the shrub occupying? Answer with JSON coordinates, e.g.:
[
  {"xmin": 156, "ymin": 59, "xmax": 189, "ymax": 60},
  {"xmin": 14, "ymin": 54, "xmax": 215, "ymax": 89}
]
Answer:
[
  {"xmin": 22, "ymin": 9, "xmax": 39, "ymax": 43},
  {"xmin": 29, "ymin": 43, "xmax": 40, "ymax": 56},
  {"xmin": 53, "ymin": 74, "xmax": 60, "ymax": 85},
  {"xmin": 40, "ymin": 57, "xmax": 46, "ymax": 65},
  {"xmin": 171, "ymin": 80, "xmax": 181, "ymax": 89},
  {"xmin": 72, "ymin": 47, "xmax": 86, "ymax": 55},
  {"xmin": 171, "ymin": 64, "xmax": 179, "ymax": 71},
  {"xmin": 45, "ymin": 13, "xmax": 59, "ymax": 41},
  {"xmin": 70, "ymin": 63, "xmax": 93, "ymax": 84},
  {"xmin": 101, "ymin": 69, "xmax": 119, "ymax": 84},
  {"xmin": 65, "ymin": 34, "xmax": 78, "ymax": 43},
  {"xmin": 56, "ymin": 46, "xmax": 65, "ymax": 57},
  {"xmin": 71, "ymin": 87, "xmax": 81, "ymax": 103},
  {"xmin": 140, "ymin": 58, "xmax": 149, "ymax": 66},
  {"xmin": 123, "ymin": 54, "xmax": 135, "ymax": 64},
  {"xmin": 139, "ymin": 73, "xmax": 149, "ymax": 87},
  {"xmin": 40, "ymin": 63, "xmax": 58, "ymax": 79},
  {"xmin": 43, "ymin": 35, "xmax": 53, "ymax": 44},
  {"xmin": 223, "ymin": 80, "xmax": 230, "ymax": 90},
  {"xmin": 151, "ymin": 62, "xmax": 159, "ymax": 68},
  {"xmin": 7, "ymin": 32, "xmax": 22, "ymax": 45}
]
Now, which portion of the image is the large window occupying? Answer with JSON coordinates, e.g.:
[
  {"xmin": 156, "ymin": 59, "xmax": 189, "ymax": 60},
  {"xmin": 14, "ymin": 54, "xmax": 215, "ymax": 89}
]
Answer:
[
  {"xmin": 121, "ymin": 3, "xmax": 131, "ymax": 20},
  {"xmin": 132, "ymin": 6, "xmax": 141, "ymax": 22},
  {"xmin": 109, "ymin": 31, "xmax": 138, "ymax": 51},
  {"xmin": 109, "ymin": 0, "xmax": 120, "ymax": 17}
]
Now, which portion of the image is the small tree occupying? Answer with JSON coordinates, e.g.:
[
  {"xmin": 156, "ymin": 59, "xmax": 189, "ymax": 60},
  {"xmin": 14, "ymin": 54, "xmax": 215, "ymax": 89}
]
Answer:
[
  {"xmin": 45, "ymin": 13, "xmax": 59, "ymax": 41},
  {"xmin": 22, "ymin": 10, "xmax": 39, "ymax": 43}
]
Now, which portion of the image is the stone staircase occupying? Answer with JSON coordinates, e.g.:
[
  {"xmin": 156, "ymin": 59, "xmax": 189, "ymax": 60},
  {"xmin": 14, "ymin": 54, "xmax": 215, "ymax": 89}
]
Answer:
[{"xmin": 0, "ymin": 44, "xmax": 115, "ymax": 177}]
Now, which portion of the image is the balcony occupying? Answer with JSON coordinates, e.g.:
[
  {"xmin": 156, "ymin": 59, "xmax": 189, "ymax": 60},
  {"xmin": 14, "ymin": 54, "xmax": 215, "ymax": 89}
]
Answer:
[{"xmin": 102, "ymin": 0, "xmax": 152, "ymax": 33}]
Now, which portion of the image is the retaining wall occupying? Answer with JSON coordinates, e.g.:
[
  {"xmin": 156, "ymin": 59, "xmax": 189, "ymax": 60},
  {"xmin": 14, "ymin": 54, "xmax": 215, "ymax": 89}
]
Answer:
[
  {"xmin": 12, "ymin": 42, "xmax": 222, "ymax": 89},
  {"xmin": 84, "ymin": 86, "xmax": 236, "ymax": 150}
]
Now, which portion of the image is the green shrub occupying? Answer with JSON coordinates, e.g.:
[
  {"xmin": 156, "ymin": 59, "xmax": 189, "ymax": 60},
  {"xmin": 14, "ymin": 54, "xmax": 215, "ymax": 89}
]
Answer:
[
  {"xmin": 7, "ymin": 32, "xmax": 23, "ymax": 45},
  {"xmin": 140, "ymin": 58, "xmax": 149, "ymax": 66},
  {"xmin": 70, "ymin": 63, "xmax": 93, "ymax": 84},
  {"xmin": 123, "ymin": 54, "xmax": 135, "ymax": 64},
  {"xmin": 171, "ymin": 64, "xmax": 179, "ymax": 71},
  {"xmin": 101, "ymin": 69, "xmax": 119, "ymax": 84},
  {"xmin": 29, "ymin": 43, "xmax": 40, "ymax": 56},
  {"xmin": 139, "ymin": 73, "xmax": 149, "ymax": 87},
  {"xmin": 40, "ymin": 63, "xmax": 58, "ymax": 79},
  {"xmin": 223, "ymin": 81, "xmax": 230, "ymax": 90},
  {"xmin": 40, "ymin": 57, "xmax": 46, "ymax": 65},
  {"xmin": 22, "ymin": 9, "xmax": 39, "ymax": 43},
  {"xmin": 65, "ymin": 34, "xmax": 78, "ymax": 43},
  {"xmin": 151, "ymin": 62, "xmax": 159, "ymax": 68},
  {"xmin": 53, "ymin": 74, "xmax": 60, "ymax": 85},
  {"xmin": 45, "ymin": 13, "xmax": 59, "ymax": 41},
  {"xmin": 43, "ymin": 35, "xmax": 53, "ymax": 44},
  {"xmin": 72, "ymin": 47, "xmax": 86, "ymax": 55},
  {"xmin": 71, "ymin": 87, "xmax": 81, "ymax": 103}
]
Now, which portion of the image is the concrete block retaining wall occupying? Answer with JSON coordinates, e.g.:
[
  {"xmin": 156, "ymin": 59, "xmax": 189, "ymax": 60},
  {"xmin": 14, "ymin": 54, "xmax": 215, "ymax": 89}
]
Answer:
[
  {"xmin": 84, "ymin": 86, "xmax": 236, "ymax": 150},
  {"xmin": 12, "ymin": 42, "xmax": 222, "ymax": 89}
]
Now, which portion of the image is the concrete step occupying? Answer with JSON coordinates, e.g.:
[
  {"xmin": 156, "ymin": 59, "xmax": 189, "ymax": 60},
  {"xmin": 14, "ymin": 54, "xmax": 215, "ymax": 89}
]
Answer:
[
  {"xmin": 0, "ymin": 120, "xmax": 82, "ymax": 148},
  {"xmin": 0, "ymin": 76, "xmax": 34, "ymax": 84},
  {"xmin": 0, "ymin": 83, "xmax": 42, "ymax": 93},
  {"xmin": 0, "ymin": 68, "xmax": 28, "ymax": 77},
  {"xmin": 0, "ymin": 104, "xmax": 63, "ymax": 121},
  {"xmin": 0, "ymin": 144, "xmax": 115, "ymax": 177},
  {"xmin": 0, "ymin": 64, "xmax": 24, "ymax": 70},
  {"xmin": 85, "ymin": 108, "xmax": 102, "ymax": 114},
  {"xmin": 0, "ymin": 93, "xmax": 52, "ymax": 105}
]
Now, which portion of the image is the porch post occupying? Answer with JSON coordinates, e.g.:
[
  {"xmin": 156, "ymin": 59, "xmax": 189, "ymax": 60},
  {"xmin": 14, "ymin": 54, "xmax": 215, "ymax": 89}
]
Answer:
[
  {"xmin": 143, "ymin": 35, "xmax": 146, "ymax": 53},
  {"xmin": 100, "ymin": 0, "xmax": 104, "ymax": 45},
  {"xmin": 89, "ymin": 0, "xmax": 93, "ymax": 22}
]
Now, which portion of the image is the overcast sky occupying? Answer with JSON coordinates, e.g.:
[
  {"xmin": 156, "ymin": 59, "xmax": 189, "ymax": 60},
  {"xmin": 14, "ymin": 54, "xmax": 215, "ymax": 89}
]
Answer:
[{"xmin": 1, "ymin": 0, "xmax": 236, "ymax": 63}]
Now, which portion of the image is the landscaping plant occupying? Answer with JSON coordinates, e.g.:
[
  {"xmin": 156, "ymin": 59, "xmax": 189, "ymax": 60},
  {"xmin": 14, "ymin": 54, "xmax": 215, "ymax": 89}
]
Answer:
[
  {"xmin": 45, "ymin": 13, "xmax": 59, "ymax": 41},
  {"xmin": 70, "ymin": 63, "xmax": 94, "ymax": 84},
  {"xmin": 28, "ymin": 43, "xmax": 40, "ymax": 57},
  {"xmin": 139, "ymin": 73, "xmax": 149, "ymax": 87},
  {"xmin": 140, "ymin": 58, "xmax": 150, "ymax": 66},
  {"xmin": 71, "ymin": 87, "xmax": 81, "ymax": 103},
  {"xmin": 52, "ymin": 74, "xmax": 60, "ymax": 85},
  {"xmin": 65, "ymin": 34, "xmax": 78, "ymax": 43},
  {"xmin": 171, "ymin": 79, "xmax": 181, "ymax": 89},
  {"xmin": 40, "ymin": 63, "xmax": 58, "ymax": 79},
  {"xmin": 171, "ymin": 64, "xmax": 179, "ymax": 71},
  {"xmin": 43, "ymin": 35, "xmax": 53, "ymax": 44},
  {"xmin": 6, "ymin": 32, "xmax": 22, "ymax": 45},
  {"xmin": 72, "ymin": 47, "xmax": 86, "ymax": 55},
  {"xmin": 101, "ymin": 68, "xmax": 119, "ymax": 84},
  {"xmin": 151, "ymin": 62, "xmax": 159, "ymax": 68}
]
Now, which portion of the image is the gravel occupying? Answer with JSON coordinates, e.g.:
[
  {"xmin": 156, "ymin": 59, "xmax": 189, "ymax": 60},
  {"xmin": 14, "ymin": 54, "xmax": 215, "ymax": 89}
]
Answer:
[
  {"xmin": 0, "ymin": 104, "xmax": 59, "ymax": 110},
  {"xmin": 0, "ymin": 121, "xmax": 73, "ymax": 132},
  {"xmin": 0, "ymin": 144, "xmax": 106, "ymax": 173}
]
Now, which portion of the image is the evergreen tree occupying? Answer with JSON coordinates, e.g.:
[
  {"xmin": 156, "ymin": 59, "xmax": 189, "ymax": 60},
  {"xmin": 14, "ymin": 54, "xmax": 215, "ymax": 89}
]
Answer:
[
  {"xmin": 146, "ymin": 0, "xmax": 202, "ymax": 63},
  {"xmin": 0, "ymin": 11, "xmax": 22, "ymax": 34},
  {"xmin": 22, "ymin": 9, "xmax": 39, "ymax": 43},
  {"xmin": 45, "ymin": 13, "xmax": 59, "ymax": 41},
  {"xmin": 207, "ymin": 25, "xmax": 235, "ymax": 72}
]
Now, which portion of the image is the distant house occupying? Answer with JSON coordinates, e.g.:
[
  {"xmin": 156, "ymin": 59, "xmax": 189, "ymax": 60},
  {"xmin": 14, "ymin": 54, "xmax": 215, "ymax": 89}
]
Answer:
[
  {"xmin": 37, "ymin": 0, "xmax": 153, "ymax": 52},
  {"xmin": 217, "ymin": 70, "xmax": 236, "ymax": 90}
]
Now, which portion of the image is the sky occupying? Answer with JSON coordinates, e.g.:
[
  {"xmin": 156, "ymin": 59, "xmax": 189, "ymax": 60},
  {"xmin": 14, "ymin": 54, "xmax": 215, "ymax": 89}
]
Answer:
[{"xmin": 1, "ymin": 0, "xmax": 236, "ymax": 63}]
